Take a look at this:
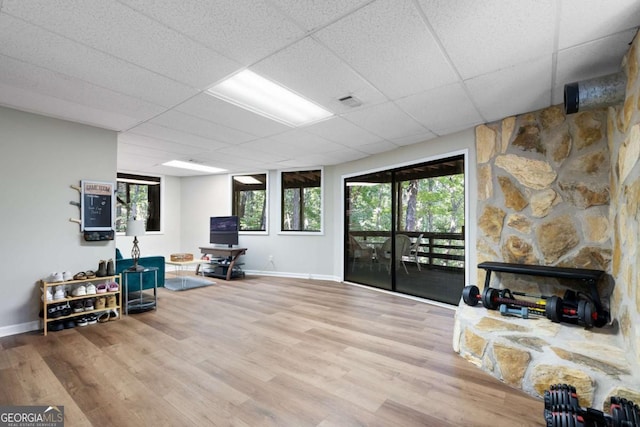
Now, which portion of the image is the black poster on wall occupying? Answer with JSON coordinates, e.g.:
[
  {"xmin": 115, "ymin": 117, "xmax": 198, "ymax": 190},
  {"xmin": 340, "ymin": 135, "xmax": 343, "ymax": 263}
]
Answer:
[{"xmin": 81, "ymin": 180, "xmax": 114, "ymax": 231}]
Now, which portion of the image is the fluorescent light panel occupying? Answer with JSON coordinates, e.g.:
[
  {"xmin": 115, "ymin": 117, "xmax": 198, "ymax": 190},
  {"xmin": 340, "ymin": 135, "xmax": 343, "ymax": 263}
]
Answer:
[
  {"xmin": 207, "ymin": 70, "xmax": 333, "ymax": 127},
  {"xmin": 162, "ymin": 160, "xmax": 226, "ymax": 174},
  {"xmin": 233, "ymin": 176, "xmax": 262, "ymax": 184}
]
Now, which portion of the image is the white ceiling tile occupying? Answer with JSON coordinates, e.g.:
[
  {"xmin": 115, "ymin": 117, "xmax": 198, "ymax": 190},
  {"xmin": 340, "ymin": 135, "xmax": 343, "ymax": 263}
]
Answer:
[
  {"xmin": 352, "ymin": 140, "xmax": 399, "ymax": 155},
  {"xmin": 268, "ymin": 129, "xmax": 344, "ymax": 155},
  {"xmin": 315, "ymin": 0, "xmax": 457, "ymax": 99},
  {"xmin": 465, "ymin": 56, "xmax": 552, "ymax": 122},
  {"xmin": 0, "ymin": 14, "xmax": 197, "ymax": 107},
  {"xmin": 391, "ymin": 132, "xmax": 437, "ymax": 147},
  {"xmin": 419, "ymin": 0, "xmax": 555, "ymax": 80},
  {"xmin": 395, "ymin": 83, "xmax": 483, "ymax": 134},
  {"xmin": 558, "ymin": 0, "xmax": 640, "ymax": 49},
  {"xmin": 175, "ymin": 93, "xmax": 290, "ymax": 138},
  {"xmin": 117, "ymin": 0, "xmax": 304, "ymax": 65},
  {"xmin": 269, "ymin": 0, "xmax": 371, "ymax": 31},
  {"xmin": 252, "ymin": 36, "xmax": 386, "ymax": 115},
  {"xmin": 149, "ymin": 110, "xmax": 257, "ymax": 144},
  {"xmin": 552, "ymin": 30, "xmax": 634, "ymax": 104},
  {"xmin": 0, "ymin": 82, "xmax": 141, "ymax": 131},
  {"xmin": 2, "ymin": 0, "xmax": 240, "ymax": 89},
  {"xmin": 304, "ymin": 116, "xmax": 384, "ymax": 147},
  {"xmin": 118, "ymin": 133, "xmax": 206, "ymax": 156},
  {"xmin": 216, "ymin": 144, "xmax": 292, "ymax": 163},
  {"xmin": 342, "ymin": 102, "xmax": 429, "ymax": 140},
  {"xmin": 125, "ymin": 123, "xmax": 228, "ymax": 150},
  {"xmin": 0, "ymin": 55, "xmax": 165, "ymax": 128}
]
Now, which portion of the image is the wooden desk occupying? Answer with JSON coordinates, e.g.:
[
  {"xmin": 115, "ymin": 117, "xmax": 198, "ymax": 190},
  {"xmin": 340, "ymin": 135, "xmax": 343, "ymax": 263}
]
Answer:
[{"xmin": 198, "ymin": 246, "xmax": 247, "ymax": 280}]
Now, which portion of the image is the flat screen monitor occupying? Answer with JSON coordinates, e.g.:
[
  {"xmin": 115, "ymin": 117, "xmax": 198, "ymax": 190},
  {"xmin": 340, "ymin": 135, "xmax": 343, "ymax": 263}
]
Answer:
[{"xmin": 209, "ymin": 216, "xmax": 239, "ymax": 247}]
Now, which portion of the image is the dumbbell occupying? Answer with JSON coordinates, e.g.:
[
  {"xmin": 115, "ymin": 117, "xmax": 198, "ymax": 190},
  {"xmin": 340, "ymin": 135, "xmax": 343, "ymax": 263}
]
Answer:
[{"xmin": 499, "ymin": 304, "xmax": 529, "ymax": 319}]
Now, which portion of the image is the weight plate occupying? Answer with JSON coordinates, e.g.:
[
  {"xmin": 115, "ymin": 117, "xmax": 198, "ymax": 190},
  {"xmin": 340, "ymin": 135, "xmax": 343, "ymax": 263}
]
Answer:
[
  {"xmin": 462, "ymin": 285, "xmax": 479, "ymax": 306},
  {"xmin": 545, "ymin": 296, "xmax": 563, "ymax": 323},
  {"xmin": 482, "ymin": 287, "xmax": 500, "ymax": 310}
]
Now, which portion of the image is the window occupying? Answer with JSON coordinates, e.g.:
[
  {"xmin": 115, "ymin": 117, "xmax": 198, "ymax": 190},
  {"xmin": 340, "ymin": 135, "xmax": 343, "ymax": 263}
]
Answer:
[
  {"xmin": 115, "ymin": 173, "xmax": 161, "ymax": 232},
  {"xmin": 232, "ymin": 173, "xmax": 267, "ymax": 232},
  {"xmin": 281, "ymin": 169, "xmax": 322, "ymax": 232}
]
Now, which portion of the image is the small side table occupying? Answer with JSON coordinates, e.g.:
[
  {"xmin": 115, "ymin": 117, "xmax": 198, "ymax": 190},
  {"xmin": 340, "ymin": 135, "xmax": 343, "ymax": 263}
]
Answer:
[{"xmin": 123, "ymin": 267, "xmax": 158, "ymax": 315}]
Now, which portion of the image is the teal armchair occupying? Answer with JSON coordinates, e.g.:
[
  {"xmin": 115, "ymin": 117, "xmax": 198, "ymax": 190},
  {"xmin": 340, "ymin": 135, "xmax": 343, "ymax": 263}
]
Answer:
[{"xmin": 115, "ymin": 248, "xmax": 165, "ymax": 292}]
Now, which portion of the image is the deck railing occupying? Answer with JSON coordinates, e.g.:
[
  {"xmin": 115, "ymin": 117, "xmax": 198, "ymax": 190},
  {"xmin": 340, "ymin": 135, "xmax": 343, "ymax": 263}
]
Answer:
[{"xmin": 350, "ymin": 230, "xmax": 465, "ymax": 271}]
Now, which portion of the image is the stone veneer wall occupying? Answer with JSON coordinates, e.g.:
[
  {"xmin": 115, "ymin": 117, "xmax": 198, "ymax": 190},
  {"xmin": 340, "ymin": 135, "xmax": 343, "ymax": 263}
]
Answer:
[{"xmin": 454, "ymin": 33, "xmax": 640, "ymax": 409}]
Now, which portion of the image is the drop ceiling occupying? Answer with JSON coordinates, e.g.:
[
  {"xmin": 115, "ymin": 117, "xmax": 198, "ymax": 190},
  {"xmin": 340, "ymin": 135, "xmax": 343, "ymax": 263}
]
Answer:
[{"xmin": 0, "ymin": 0, "xmax": 638, "ymax": 176}]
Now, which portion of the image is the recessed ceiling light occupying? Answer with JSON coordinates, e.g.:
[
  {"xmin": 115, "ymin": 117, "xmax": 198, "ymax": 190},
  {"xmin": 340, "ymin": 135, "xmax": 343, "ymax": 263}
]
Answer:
[
  {"xmin": 207, "ymin": 70, "xmax": 333, "ymax": 127},
  {"xmin": 233, "ymin": 176, "xmax": 262, "ymax": 184},
  {"xmin": 162, "ymin": 160, "xmax": 226, "ymax": 174}
]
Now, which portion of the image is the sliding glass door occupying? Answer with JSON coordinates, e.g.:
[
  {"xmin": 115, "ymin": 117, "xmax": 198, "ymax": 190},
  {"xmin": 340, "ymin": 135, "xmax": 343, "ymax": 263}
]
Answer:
[{"xmin": 344, "ymin": 155, "xmax": 465, "ymax": 305}]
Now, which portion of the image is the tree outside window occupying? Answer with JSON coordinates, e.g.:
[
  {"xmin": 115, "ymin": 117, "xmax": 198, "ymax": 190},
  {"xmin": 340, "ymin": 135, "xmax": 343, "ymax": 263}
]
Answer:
[
  {"xmin": 281, "ymin": 169, "xmax": 322, "ymax": 232},
  {"xmin": 232, "ymin": 174, "xmax": 267, "ymax": 232},
  {"xmin": 116, "ymin": 173, "xmax": 161, "ymax": 232}
]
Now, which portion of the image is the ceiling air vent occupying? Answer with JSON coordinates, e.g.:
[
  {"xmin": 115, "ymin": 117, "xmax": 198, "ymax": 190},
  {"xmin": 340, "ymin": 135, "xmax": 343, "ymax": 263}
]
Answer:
[{"xmin": 338, "ymin": 95, "xmax": 362, "ymax": 108}]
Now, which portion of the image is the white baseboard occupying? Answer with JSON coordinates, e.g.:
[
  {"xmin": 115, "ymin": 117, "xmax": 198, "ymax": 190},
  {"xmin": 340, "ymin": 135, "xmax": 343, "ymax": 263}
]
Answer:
[
  {"xmin": 0, "ymin": 320, "xmax": 40, "ymax": 338},
  {"xmin": 244, "ymin": 270, "xmax": 340, "ymax": 282}
]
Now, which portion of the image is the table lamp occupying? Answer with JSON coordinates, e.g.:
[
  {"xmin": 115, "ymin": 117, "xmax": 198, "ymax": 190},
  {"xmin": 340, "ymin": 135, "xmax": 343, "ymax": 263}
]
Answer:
[{"xmin": 126, "ymin": 219, "xmax": 146, "ymax": 271}]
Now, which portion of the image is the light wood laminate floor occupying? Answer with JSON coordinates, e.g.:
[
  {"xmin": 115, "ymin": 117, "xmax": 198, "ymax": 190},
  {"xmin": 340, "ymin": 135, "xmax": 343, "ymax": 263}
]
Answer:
[{"xmin": 0, "ymin": 276, "xmax": 543, "ymax": 426}]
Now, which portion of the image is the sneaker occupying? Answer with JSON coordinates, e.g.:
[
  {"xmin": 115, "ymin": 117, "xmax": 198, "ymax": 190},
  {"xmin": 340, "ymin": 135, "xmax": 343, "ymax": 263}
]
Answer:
[
  {"xmin": 97, "ymin": 260, "xmax": 107, "ymax": 277},
  {"xmin": 47, "ymin": 304, "xmax": 62, "ymax": 319},
  {"xmin": 62, "ymin": 271, "xmax": 74, "ymax": 281},
  {"xmin": 49, "ymin": 321, "xmax": 64, "ymax": 332},
  {"xmin": 96, "ymin": 283, "xmax": 107, "ymax": 293},
  {"xmin": 72, "ymin": 285, "xmax": 86, "ymax": 297},
  {"xmin": 76, "ymin": 317, "xmax": 88, "ymax": 327},
  {"xmin": 87, "ymin": 314, "xmax": 98, "ymax": 325},
  {"xmin": 98, "ymin": 312, "xmax": 110, "ymax": 323},
  {"xmin": 63, "ymin": 319, "xmax": 76, "ymax": 329},
  {"xmin": 84, "ymin": 298, "xmax": 94, "ymax": 311},
  {"xmin": 59, "ymin": 302, "xmax": 72, "ymax": 317},
  {"xmin": 53, "ymin": 286, "xmax": 66, "ymax": 300},
  {"xmin": 109, "ymin": 309, "xmax": 119, "ymax": 321},
  {"xmin": 73, "ymin": 301, "xmax": 84, "ymax": 313},
  {"xmin": 46, "ymin": 272, "xmax": 63, "ymax": 283},
  {"xmin": 95, "ymin": 297, "xmax": 106, "ymax": 310},
  {"xmin": 106, "ymin": 259, "xmax": 115, "ymax": 276},
  {"xmin": 41, "ymin": 288, "xmax": 53, "ymax": 302},
  {"xmin": 107, "ymin": 282, "xmax": 119, "ymax": 292},
  {"xmin": 106, "ymin": 295, "xmax": 117, "ymax": 309},
  {"xmin": 86, "ymin": 283, "xmax": 97, "ymax": 295}
]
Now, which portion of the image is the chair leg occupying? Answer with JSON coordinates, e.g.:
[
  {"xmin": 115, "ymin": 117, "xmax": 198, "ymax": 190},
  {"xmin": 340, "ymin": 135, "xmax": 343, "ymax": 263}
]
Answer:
[{"xmin": 402, "ymin": 260, "xmax": 409, "ymax": 274}]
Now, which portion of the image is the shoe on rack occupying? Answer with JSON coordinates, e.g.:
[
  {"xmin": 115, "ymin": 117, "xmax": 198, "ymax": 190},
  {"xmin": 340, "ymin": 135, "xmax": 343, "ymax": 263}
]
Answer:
[
  {"xmin": 53, "ymin": 286, "xmax": 66, "ymax": 300},
  {"xmin": 62, "ymin": 271, "xmax": 74, "ymax": 281},
  {"xmin": 47, "ymin": 304, "xmax": 62, "ymax": 319},
  {"xmin": 63, "ymin": 319, "xmax": 76, "ymax": 329},
  {"xmin": 86, "ymin": 283, "xmax": 97, "ymax": 295},
  {"xmin": 73, "ymin": 301, "xmax": 84, "ymax": 313},
  {"xmin": 85, "ymin": 270, "xmax": 96, "ymax": 279},
  {"xmin": 73, "ymin": 272, "xmax": 86, "ymax": 280},
  {"xmin": 106, "ymin": 295, "xmax": 117, "ymax": 309},
  {"xmin": 41, "ymin": 288, "xmax": 53, "ymax": 302},
  {"xmin": 109, "ymin": 309, "xmax": 119, "ymax": 321},
  {"xmin": 84, "ymin": 298, "xmax": 95, "ymax": 311},
  {"xmin": 97, "ymin": 260, "xmax": 107, "ymax": 277},
  {"xmin": 76, "ymin": 317, "xmax": 88, "ymax": 327},
  {"xmin": 59, "ymin": 302, "xmax": 72, "ymax": 317},
  {"xmin": 98, "ymin": 312, "xmax": 110, "ymax": 323},
  {"xmin": 87, "ymin": 314, "xmax": 98, "ymax": 325},
  {"xmin": 95, "ymin": 297, "xmax": 106, "ymax": 310},
  {"xmin": 107, "ymin": 282, "xmax": 119, "ymax": 292},
  {"xmin": 49, "ymin": 321, "xmax": 64, "ymax": 332},
  {"xmin": 46, "ymin": 272, "xmax": 63, "ymax": 283},
  {"xmin": 72, "ymin": 285, "xmax": 86, "ymax": 297},
  {"xmin": 96, "ymin": 283, "xmax": 107, "ymax": 293},
  {"xmin": 106, "ymin": 259, "xmax": 115, "ymax": 276}
]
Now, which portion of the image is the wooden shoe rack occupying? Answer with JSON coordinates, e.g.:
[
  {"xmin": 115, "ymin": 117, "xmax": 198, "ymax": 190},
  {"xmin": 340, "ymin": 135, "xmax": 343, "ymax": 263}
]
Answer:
[{"xmin": 40, "ymin": 274, "xmax": 121, "ymax": 335}]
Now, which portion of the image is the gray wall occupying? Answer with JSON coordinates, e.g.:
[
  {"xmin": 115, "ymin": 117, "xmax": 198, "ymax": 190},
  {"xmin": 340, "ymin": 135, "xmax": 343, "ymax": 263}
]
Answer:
[{"xmin": 0, "ymin": 106, "xmax": 117, "ymax": 334}]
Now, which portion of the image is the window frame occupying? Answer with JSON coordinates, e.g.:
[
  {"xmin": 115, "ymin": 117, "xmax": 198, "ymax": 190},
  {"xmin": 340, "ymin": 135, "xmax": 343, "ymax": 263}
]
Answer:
[
  {"xmin": 231, "ymin": 172, "xmax": 269, "ymax": 234},
  {"xmin": 115, "ymin": 173, "xmax": 163, "ymax": 234},
  {"xmin": 278, "ymin": 167, "xmax": 324, "ymax": 235}
]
